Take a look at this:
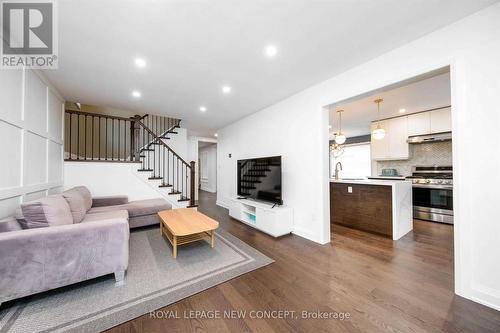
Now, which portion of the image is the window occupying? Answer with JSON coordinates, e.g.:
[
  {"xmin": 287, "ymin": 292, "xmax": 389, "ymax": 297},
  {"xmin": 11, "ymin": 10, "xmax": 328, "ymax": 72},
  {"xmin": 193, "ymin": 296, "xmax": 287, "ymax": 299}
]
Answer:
[{"xmin": 331, "ymin": 142, "xmax": 371, "ymax": 179}]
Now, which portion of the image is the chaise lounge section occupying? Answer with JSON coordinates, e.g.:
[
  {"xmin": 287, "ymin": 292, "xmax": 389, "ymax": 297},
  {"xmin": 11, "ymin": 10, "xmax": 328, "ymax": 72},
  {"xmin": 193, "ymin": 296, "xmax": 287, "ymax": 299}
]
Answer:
[{"xmin": 0, "ymin": 186, "xmax": 170, "ymax": 306}]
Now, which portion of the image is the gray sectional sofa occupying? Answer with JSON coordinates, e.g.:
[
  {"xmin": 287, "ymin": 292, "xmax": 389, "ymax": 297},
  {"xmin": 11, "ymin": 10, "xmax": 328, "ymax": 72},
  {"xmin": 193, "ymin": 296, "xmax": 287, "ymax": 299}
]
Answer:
[{"xmin": 0, "ymin": 186, "xmax": 170, "ymax": 306}]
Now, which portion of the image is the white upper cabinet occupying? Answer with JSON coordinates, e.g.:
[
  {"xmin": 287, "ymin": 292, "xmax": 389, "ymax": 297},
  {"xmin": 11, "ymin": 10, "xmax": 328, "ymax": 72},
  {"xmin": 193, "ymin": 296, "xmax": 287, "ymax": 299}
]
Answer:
[
  {"xmin": 407, "ymin": 112, "xmax": 431, "ymax": 136},
  {"xmin": 371, "ymin": 117, "xmax": 409, "ymax": 161},
  {"xmin": 388, "ymin": 116, "xmax": 409, "ymax": 160},
  {"xmin": 407, "ymin": 107, "xmax": 451, "ymax": 136},
  {"xmin": 371, "ymin": 120, "xmax": 389, "ymax": 160},
  {"xmin": 430, "ymin": 107, "xmax": 452, "ymax": 133},
  {"xmin": 371, "ymin": 107, "xmax": 451, "ymax": 161}
]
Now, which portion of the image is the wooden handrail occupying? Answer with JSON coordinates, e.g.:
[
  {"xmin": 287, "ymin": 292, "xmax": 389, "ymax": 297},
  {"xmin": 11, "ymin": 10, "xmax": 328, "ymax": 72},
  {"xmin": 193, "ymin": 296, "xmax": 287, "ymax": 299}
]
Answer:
[
  {"xmin": 135, "ymin": 118, "xmax": 191, "ymax": 168},
  {"xmin": 65, "ymin": 109, "xmax": 133, "ymax": 122}
]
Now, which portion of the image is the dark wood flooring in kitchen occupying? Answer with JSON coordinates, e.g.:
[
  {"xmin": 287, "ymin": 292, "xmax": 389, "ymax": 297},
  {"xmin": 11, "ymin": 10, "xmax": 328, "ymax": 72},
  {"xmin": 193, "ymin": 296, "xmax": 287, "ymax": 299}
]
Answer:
[{"xmin": 108, "ymin": 191, "xmax": 500, "ymax": 333}]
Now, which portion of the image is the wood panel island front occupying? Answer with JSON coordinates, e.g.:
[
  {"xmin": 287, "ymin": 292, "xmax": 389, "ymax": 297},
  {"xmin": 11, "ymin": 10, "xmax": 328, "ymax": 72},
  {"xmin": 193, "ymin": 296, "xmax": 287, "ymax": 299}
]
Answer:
[{"xmin": 330, "ymin": 179, "xmax": 413, "ymax": 240}]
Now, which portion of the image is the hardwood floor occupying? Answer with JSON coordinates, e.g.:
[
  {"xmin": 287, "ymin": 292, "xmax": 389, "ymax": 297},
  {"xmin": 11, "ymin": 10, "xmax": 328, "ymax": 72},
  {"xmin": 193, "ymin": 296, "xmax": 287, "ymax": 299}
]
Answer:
[{"xmin": 108, "ymin": 191, "xmax": 500, "ymax": 333}]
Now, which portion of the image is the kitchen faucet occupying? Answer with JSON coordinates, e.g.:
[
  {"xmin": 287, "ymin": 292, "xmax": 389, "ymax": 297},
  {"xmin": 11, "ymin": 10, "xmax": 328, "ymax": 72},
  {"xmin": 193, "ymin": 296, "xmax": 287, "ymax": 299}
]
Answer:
[{"xmin": 334, "ymin": 162, "xmax": 343, "ymax": 180}]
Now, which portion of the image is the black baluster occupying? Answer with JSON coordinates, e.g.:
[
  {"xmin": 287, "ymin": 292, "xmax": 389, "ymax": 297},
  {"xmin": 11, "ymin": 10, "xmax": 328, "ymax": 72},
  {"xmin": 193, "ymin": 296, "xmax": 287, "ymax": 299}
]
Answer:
[
  {"xmin": 112, "ymin": 119, "xmax": 114, "ymax": 160},
  {"xmin": 118, "ymin": 119, "xmax": 120, "ymax": 161},
  {"xmin": 105, "ymin": 118, "xmax": 108, "ymax": 160},
  {"xmin": 91, "ymin": 116, "xmax": 94, "ymax": 160},
  {"xmin": 69, "ymin": 113, "xmax": 72, "ymax": 160},
  {"xmin": 163, "ymin": 147, "xmax": 166, "ymax": 185},
  {"xmin": 97, "ymin": 117, "xmax": 101, "ymax": 160}
]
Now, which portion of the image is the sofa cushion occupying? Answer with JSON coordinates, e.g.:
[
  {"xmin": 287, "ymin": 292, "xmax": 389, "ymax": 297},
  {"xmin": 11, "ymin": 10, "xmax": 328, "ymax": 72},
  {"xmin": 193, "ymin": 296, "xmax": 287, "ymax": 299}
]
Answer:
[
  {"xmin": 0, "ymin": 217, "xmax": 22, "ymax": 233},
  {"xmin": 21, "ymin": 195, "xmax": 73, "ymax": 228},
  {"xmin": 81, "ymin": 210, "xmax": 129, "ymax": 223},
  {"xmin": 14, "ymin": 208, "xmax": 28, "ymax": 229},
  {"xmin": 62, "ymin": 188, "xmax": 87, "ymax": 223},
  {"xmin": 88, "ymin": 198, "xmax": 171, "ymax": 217},
  {"xmin": 75, "ymin": 186, "xmax": 92, "ymax": 211},
  {"xmin": 91, "ymin": 195, "xmax": 128, "ymax": 207}
]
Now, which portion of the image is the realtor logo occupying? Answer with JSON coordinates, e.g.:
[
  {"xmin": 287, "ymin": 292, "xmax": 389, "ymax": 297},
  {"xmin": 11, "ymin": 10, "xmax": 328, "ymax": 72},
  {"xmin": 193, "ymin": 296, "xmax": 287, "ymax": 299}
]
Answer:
[{"xmin": 1, "ymin": 0, "xmax": 58, "ymax": 69}]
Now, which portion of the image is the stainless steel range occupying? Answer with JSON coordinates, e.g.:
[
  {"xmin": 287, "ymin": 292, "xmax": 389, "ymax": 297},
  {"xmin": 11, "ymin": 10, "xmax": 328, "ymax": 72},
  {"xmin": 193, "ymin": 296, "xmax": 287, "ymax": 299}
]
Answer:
[{"xmin": 406, "ymin": 166, "xmax": 453, "ymax": 224}]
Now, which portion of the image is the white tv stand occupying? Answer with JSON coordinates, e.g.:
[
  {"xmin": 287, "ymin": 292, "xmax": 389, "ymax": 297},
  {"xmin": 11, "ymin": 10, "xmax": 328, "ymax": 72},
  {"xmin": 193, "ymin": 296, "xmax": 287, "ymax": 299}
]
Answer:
[{"xmin": 228, "ymin": 198, "xmax": 293, "ymax": 237}]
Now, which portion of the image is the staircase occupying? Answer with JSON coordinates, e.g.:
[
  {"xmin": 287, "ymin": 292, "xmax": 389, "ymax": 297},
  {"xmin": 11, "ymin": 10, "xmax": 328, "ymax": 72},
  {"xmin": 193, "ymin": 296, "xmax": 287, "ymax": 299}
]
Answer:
[{"xmin": 64, "ymin": 110, "xmax": 196, "ymax": 208}]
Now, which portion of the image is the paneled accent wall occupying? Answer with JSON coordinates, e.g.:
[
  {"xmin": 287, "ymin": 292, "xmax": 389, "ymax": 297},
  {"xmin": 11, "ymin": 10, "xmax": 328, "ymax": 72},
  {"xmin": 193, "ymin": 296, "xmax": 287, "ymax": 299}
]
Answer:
[
  {"xmin": 0, "ymin": 69, "xmax": 64, "ymax": 218},
  {"xmin": 375, "ymin": 141, "xmax": 452, "ymax": 176}
]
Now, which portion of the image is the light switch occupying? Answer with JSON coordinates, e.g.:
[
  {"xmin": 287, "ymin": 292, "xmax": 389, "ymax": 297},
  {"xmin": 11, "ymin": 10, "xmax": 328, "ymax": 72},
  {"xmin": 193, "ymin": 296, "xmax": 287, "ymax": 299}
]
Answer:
[{"xmin": 347, "ymin": 186, "xmax": 353, "ymax": 193}]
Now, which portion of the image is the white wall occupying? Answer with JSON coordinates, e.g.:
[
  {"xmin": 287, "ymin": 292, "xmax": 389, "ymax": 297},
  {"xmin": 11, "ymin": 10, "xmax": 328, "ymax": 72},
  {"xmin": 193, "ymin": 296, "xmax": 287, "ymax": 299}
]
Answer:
[
  {"xmin": 64, "ymin": 162, "xmax": 165, "ymax": 201},
  {"xmin": 0, "ymin": 69, "xmax": 65, "ymax": 218},
  {"xmin": 165, "ymin": 127, "xmax": 188, "ymax": 161},
  {"xmin": 217, "ymin": 3, "xmax": 500, "ymax": 310},
  {"xmin": 199, "ymin": 144, "xmax": 217, "ymax": 193}
]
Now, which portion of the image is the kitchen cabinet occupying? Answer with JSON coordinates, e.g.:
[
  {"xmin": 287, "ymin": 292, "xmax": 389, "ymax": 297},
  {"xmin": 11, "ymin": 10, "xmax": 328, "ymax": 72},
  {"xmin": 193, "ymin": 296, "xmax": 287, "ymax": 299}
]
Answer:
[
  {"xmin": 430, "ymin": 107, "xmax": 452, "ymax": 133},
  {"xmin": 388, "ymin": 116, "xmax": 409, "ymax": 159},
  {"xmin": 370, "ymin": 120, "xmax": 389, "ymax": 159},
  {"xmin": 407, "ymin": 107, "xmax": 451, "ymax": 136},
  {"xmin": 371, "ymin": 117, "xmax": 409, "ymax": 160},
  {"xmin": 330, "ymin": 179, "xmax": 413, "ymax": 240},
  {"xmin": 408, "ymin": 112, "xmax": 431, "ymax": 136},
  {"xmin": 371, "ymin": 107, "xmax": 451, "ymax": 161}
]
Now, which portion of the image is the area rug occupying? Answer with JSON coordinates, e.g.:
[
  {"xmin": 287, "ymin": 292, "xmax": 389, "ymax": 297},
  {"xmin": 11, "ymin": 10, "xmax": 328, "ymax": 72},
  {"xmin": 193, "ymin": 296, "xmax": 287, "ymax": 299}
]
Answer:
[{"xmin": 0, "ymin": 227, "xmax": 273, "ymax": 333}]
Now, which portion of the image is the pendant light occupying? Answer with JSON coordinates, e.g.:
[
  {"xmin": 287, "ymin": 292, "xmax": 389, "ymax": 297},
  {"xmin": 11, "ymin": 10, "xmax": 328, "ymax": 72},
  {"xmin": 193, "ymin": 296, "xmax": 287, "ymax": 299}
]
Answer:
[
  {"xmin": 330, "ymin": 141, "xmax": 344, "ymax": 158},
  {"xmin": 334, "ymin": 110, "xmax": 346, "ymax": 145},
  {"xmin": 372, "ymin": 98, "xmax": 386, "ymax": 140}
]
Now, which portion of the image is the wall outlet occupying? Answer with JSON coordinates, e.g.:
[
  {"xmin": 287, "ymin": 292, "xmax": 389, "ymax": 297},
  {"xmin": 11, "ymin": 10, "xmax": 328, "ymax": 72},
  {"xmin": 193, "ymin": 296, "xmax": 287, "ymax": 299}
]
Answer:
[{"xmin": 347, "ymin": 186, "xmax": 353, "ymax": 193}]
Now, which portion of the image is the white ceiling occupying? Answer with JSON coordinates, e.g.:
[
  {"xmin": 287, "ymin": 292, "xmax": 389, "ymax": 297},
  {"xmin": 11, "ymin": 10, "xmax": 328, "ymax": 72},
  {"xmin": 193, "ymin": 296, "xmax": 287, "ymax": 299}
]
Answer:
[
  {"xmin": 43, "ymin": 0, "xmax": 496, "ymax": 136},
  {"xmin": 329, "ymin": 70, "xmax": 451, "ymax": 138}
]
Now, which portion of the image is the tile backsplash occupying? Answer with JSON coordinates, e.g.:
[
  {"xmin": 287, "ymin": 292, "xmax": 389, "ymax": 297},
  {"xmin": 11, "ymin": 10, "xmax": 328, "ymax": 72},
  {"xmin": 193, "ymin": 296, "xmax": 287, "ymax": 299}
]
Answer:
[{"xmin": 375, "ymin": 141, "xmax": 452, "ymax": 176}]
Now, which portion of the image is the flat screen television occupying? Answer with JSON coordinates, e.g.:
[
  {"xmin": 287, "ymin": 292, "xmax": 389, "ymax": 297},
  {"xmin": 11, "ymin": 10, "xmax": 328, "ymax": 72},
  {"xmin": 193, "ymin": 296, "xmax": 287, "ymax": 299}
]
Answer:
[{"xmin": 237, "ymin": 156, "xmax": 282, "ymax": 205}]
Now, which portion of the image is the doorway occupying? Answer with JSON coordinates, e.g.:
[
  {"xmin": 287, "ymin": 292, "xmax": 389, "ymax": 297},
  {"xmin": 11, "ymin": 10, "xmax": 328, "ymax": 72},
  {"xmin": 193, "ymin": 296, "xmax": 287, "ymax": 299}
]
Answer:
[
  {"xmin": 325, "ymin": 66, "xmax": 455, "ymax": 279},
  {"xmin": 198, "ymin": 142, "xmax": 217, "ymax": 194}
]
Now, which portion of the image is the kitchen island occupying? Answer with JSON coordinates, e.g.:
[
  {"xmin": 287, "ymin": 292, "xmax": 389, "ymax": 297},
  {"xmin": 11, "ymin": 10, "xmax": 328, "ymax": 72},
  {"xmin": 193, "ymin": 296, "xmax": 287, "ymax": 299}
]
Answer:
[{"xmin": 330, "ymin": 179, "xmax": 413, "ymax": 240}]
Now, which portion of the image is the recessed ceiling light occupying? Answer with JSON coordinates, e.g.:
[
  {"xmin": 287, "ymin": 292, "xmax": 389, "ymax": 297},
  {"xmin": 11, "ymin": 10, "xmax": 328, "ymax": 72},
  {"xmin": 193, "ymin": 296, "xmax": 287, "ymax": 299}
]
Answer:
[
  {"xmin": 399, "ymin": 108, "xmax": 406, "ymax": 113},
  {"xmin": 221, "ymin": 85, "xmax": 231, "ymax": 94},
  {"xmin": 214, "ymin": 133, "xmax": 218, "ymax": 137},
  {"xmin": 264, "ymin": 44, "xmax": 278, "ymax": 58},
  {"xmin": 131, "ymin": 90, "xmax": 141, "ymax": 98},
  {"xmin": 200, "ymin": 106, "xmax": 207, "ymax": 112},
  {"xmin": 134, "ymin": 58, "xmax": 147, "ymax": 68}
]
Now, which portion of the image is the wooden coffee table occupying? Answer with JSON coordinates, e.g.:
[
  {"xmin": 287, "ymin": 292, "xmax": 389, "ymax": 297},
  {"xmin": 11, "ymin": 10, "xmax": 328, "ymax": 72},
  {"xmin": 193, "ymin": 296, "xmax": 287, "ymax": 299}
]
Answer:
[{"xmin": 158, "ymin": 208, "xmax": 219, "ymax": 259}]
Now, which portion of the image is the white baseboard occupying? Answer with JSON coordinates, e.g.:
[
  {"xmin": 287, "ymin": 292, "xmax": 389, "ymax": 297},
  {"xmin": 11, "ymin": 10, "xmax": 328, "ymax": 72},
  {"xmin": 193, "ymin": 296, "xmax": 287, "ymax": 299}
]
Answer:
[
  {"xmin": 200, "ymin": 186, "xmax": 216, "ymax": 193},
  {"xmin": 216, "ymin": 200, "xmax": 229, "ymax": 209},
  {"xmin": 292, "ymin": 225, "xmax": 330, "ymax": 245}
]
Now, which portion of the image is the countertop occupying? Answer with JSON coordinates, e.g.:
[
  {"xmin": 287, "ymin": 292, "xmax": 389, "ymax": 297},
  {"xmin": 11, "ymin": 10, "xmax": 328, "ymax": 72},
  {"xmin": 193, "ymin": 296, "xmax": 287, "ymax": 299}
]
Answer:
[{"xmin": 330, "ymin": 178, "xmax": 412, "ymax": 186}]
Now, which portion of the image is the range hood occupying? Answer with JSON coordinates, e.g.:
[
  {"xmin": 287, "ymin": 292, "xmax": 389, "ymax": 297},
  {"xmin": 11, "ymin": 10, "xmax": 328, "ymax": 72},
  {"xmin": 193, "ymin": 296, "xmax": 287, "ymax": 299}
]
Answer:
[{"xmin": 407, "ymin": 132, "xmax": 452, "ymax": 144}]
